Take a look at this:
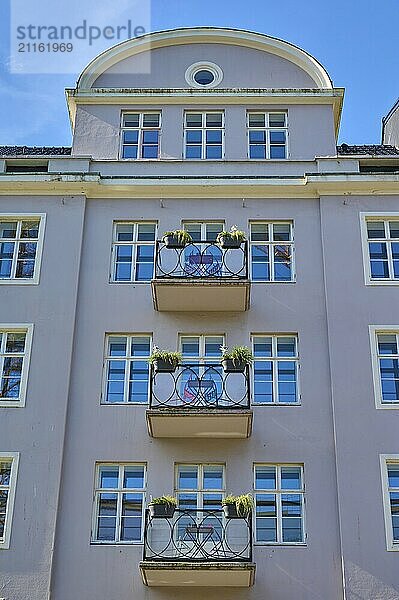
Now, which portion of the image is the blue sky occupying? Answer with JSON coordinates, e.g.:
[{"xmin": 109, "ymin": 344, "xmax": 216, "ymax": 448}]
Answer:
[{"xmin": 0, "ymin": 0, "xmax": 398, "ymax": 147}]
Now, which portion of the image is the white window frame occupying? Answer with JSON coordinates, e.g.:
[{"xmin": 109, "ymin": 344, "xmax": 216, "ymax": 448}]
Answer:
[
  {"xmin": 247, "ymin": 111, "xmax": 289, "ymax": 160},
  {"xmin": 119, "ymin": 112, "xmax": 161, "ymax": 160},
  {"xmin": 0, "ymin": 452, "xmax": 19, "ymax": 549},
  {"xmin": 183, "ymin": 111, "xmax": 225, "ymax": 160},
  {"xmin": 251, "ymin": 334, "xmax": 300, "ymax": 405},
  {"xmin": 110, "ymin": 221, "xmax": 157, "ymax": 283},
  {"xmin": 101, "ymin": 333, "xmax": 152, "ymax": 405},
  {"xmin": 253, "ymin": 463, "xmax": 306, "ymax": 546},
  {"xmin": 0, "ymin": 324, "xmax": 33, "ymax": 408},
  {"xmin": 380, "ymin": 455, "xmax": 399, "ymax": 551},
  {"xmin": 250, "ymin": 221, "xmax": 295, "ymax": 283},
  {"xmin": 369, "ymin": 326, "xmax": 399, "ymax": 409},
  {"xmin": 179, "ymin": 334, "xmax": 225, "ymax": 364},
  {"xmin": 174, "ymin": 463, "xmax": 226, "ymax": 508},
  {"xmin": 0, "ymin": 214, "xmax": 46, "ymax": 285},
  {"xmin": 91, "ymin": 462, "xmax": 147, "ymax": 545},
  {"xmin": 182, "ymin": 221, "xmax": 225, "ymax": 240},
  {"xmin": 360, "ymin": 213, "xmax": 399, "ymax": 286}
]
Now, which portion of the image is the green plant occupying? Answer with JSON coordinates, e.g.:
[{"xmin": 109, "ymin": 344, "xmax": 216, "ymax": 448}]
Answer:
[
  {"xmin": 216, "ymin": 226, "xmax": 246, "ymax": 243},
  {"xmin": 148, "ymin": 347, "xmax": 182, "ymax": 367},
  {"xmin": 162, "ymin": 229, "xmax": 193, "ymax": 245},
  {"xmin": 221, "ymin": 345, "xmax": 253, "ymax": 365},
  {"xmin": 149, "ymin": 495, "xmax": 177, "ymax": 507},
  {"xmin": 222, "ymin": 494, "xmax": 254, "ymax": 516}
]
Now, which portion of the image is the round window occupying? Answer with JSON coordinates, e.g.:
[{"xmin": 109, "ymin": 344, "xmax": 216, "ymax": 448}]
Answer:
[
  {"xmin": 193, "ymin": 69, "xmax": 215, "ymax": 86},
  {"xmin": 185, "ymin": 62, "xmax": 223, "ymax": 89}
]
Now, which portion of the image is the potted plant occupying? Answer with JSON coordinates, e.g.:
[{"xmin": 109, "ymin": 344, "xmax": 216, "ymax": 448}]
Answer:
[
  {"xmin": 149, "ymin": 495, "xmax": 177, "ymax": 518},
  {"xmin": 162, "ymin": 229, "xmax": 193, "ymax": 249},
  {"xmin": 221, "ymin": 345, "xmax": 253, "ymax": 373},
  {"xmin": 222, "ymin": 494, "xmax": 254, "ymax": 519},
  {"xmin": 149, "ymin": 346, "xmax": 182, "ymax": 373},
  {"xmin": 216, "ymin": 226, "xmax": 246, "ymax": 249}
]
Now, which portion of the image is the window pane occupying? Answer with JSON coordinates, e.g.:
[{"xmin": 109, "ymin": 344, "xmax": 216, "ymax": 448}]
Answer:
[
  {"xmin": 142, "ymin": 130, "xmax": 159, "ymax": 144},
  {"xmin": 0, "ymin": 463, "xmax": 11, "ymax": 486},
  {"xmin": 204, "ymin": 337, "xmax": 223, "ymax": 358},
  {"xmin": 186, "ymin": 113, "xmax": 203, "ymax": 127},
  {"xmin": 257, "ymin": 518, "xmax": 277, "ymax": 542},
  {"xmin": 252, "ymin": 245, "xmax": 270, "ymax": 281},
  {"xmin": 137, "ymin": 223, "xmax": 156, "ymax": 241},
  {"xmin": 5, "ymin": 332, "xmax": 26, "ymax": 353},
  {"xmin": 206, "ymin": 130, "xmax": 222, "ymax": 144},
  {"xmin": 250, "ymin": 145, "xmax": 266, "ymax": 159},
  {"xmin": 0, "ymin": 222, "xmax": 17, "ymax": 238},
  {"xmin": 282, "ymin": 494, "xmax": 301, "ymax": 516},
  {"xmin": 367, "ymin": 221, "xmax": 385, "ymax": 238},
  {"xmin": 178, "ymin": 465, "xmax": 198, "ymax": 490},
  {"xmin": 115, "ymin": 224, "xmax": 134, "ymax": 242},
  {"xmin": 186, "ymin": 145, "xmax": 202, "ymax": 159},
  {"xmin": 269, "ymin": 113, "xmax": 286, "ymax": 127},
  {"xmin": 273, "ymin": 224, "xmax": 291, "ymax": 242},
  {"xmin": 21, "ymin": 220, "xmax": 39, "ymax": 238},
  {"xmin": 99, "ymin": 468, "xmax": 119, "ymax": 489},
  {"xmin": 122, "ymin": 146, "xmax": 138, "ymax": 159},
  {"xmin": 129, "ymin": 360, "xmax": 149, "ymax": 403},
  {"xmin": 388, "ymin": 466, "xmax": 399, "ymax": 488},
  {"xmin": 270, "ymin": 146, "xmax": 286, "ymax": 159},
  {"xmin": 131, "ymin": 337, "xmax": 150, "ymax": 357},
  {"xmin": 282, "ymin": 517, "xmax": 303, "ymax": 542},
  {"xmin": 97, "ymin": 516, "xmax": 117, "ymax": 541},
  {"xmin": 206, "ymin": 113, "xmax": 223, "ymax": 127},
  {"xmin": 281, "ymin": 468, "xmax": 302, "ymax": 490},
  {"xmin": 278, "ymin": 361, "xmax": 297, "ymax": 403},
  {"xmin": 249, "ymin": 113, "xmax": 265, "ymax": 127},
  {"xmin": 249, "ymin": 130, "xmax": 266, "ymax": 143},
  {"xmin": 178, "ymin": 493, "xmax": 197, "ymax": 510},
  {"xmin": 270, "ymin": 131, "xmax": 286, "ymax": 144},
  {"xmin": 108, "ymin": 337, "xmax": 127, "ymax": 357},
  {"xmin": 206, "ymin": 145, "xmax": 222, "ymax": 159},
  {"xmin": 378, "ymin": 334, "xmax": 398, "ymax": 355},
  {"xmin": 205, "ymin": 223, "xmax": 223, "ymax": 241},
  {"xmin": 142, "ymin": 146, "xmax": 158, "ymax": 159},
  {"xmin": 123, "ymin": 130, "xmax": 139, "ymax": 144},
  {"xmin": 181, "ymin": 337, "xmax": 199, "ymax": 358},
  {"xmin": 203, "ymin": 465, "xmax": 223, "ymax": 490},
  {"xmin": 251, "ymin": 224, "xmax": 269, "ymax": 242},
  {"xmin": 186, "ymin": 130, "xmax": 202, "ymax": 144},
  {"xmin": 255, "ymin": 466, "xmax": 276, "ymax": 490},
  {"xmin": 0, "ymin": 490, "xmax": 8, "ymax": 514},
  {"xmin": 106, "ymin": 360, "xmax": 126, "ymax": 403},
  {"xmin": 274, "ymin": 245, "xmax": 292, "ymax": 281},
  {"xmin": 121, "ymin": 493, "xmax": 142, "ymax": 540},
  {"xmin": 253, "ymin": 337, "xmax": 272, "ymax": 357},
  {"xmin": 254, "ymin": 360, "xmax": 273, "ymax": 403},
  {"xmin": 124, "ymin": 466, "xmax": 145, "ymax": 489},
  {"xmin": 277, "ymin": 337, "xmax": 296, "ymax": 357},
  {"xmin": 123, "ymin": 113, "xmax": 140, "ymax": 127},
  {"xmin": 143, "ymin": 113, "xmax": 160, "ymax": 127},
  {"xmin": 389, "ymin": 222, "xmax": 399, "ymax": 238}
]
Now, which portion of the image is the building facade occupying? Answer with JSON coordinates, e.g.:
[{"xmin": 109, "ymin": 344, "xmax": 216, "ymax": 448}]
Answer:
[{"xmin": 1, "ymin": 27, "xmax": 399, "ymax": 600}]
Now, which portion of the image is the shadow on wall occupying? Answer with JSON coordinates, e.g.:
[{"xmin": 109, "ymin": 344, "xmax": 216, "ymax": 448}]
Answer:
[{"xmin": 347, "ymin": 562, "xmax": 399, "ymax": 600}]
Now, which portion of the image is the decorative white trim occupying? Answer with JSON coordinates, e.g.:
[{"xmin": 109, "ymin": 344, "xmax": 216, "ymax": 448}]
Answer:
[
  {"xmin": 185, "ymin": 62, "xmax": 223, "ymax": 89},
  {"xmin": 0, "ymin": 452, "xmax": 19, "ymax": 549},
  {"xmin": 77, "ymin": 28, "xmax": 333, "ymax": 90},
  {"xmin": 380, "ymin": 454, "xmax": 399, "ymax": 551},
  {"xmin": 0, "ymin": 324, "xmax": 33, "ymax": 408},
  {"xmin": 360, "ymin": 212, "xmax": 399, "ymax": 286}
]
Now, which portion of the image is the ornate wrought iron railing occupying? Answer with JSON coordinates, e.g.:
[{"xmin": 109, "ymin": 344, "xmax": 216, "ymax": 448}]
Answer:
[
  {"xmin": 149, "ymin": 363, "xmax": 251, "ymax": 409},
  {"xmin": 154, "ymin": 240, "xmax": 249, "ymax": 279},
  {"xmin": 143, "ymin": 508, "xmax": 253, "ymax": 562}
]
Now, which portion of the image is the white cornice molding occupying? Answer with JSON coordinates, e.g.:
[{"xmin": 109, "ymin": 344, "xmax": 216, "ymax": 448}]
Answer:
[{"xmin": 76, "ymin": 28, "xmax": 333, "ymax": 91}]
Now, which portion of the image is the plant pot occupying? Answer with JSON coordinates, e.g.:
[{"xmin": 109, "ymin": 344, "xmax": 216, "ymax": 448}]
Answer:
[
  {"xmin": 153, "ymin": 359, "xmax": 177, "ymax": 373},
  {"xmin": 223, "ymin": 504, "xmax": 242, "ymax": 519},
  {"xmin": 222, "ymin": 359, "xmax": 246, "ymax": 373},
  {"xmin": 149, "ymin": 503, "xmax": 176, "ymax": 518},
  {"xmin": 217, "ymin": 236, "xmax": 242, "ymax": 249},
  {"xmin": 163, "ymin": 235, "xmax": 186, "ymax": 249}
]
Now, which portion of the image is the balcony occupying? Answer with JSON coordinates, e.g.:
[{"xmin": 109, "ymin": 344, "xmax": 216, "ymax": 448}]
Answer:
[
  {"xmin": 146, "ymin": 363, "xmax": 253, "ymax": 438},
  {"xmin": 151, "ymin": 240, "xmax": 250, "ymax": 311},
  {"xmin": 139, "ymin": 508, "xmax": 255, "ymax": 587}
]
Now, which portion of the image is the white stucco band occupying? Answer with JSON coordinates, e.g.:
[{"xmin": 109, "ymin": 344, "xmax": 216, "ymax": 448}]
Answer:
[{"xmin": 76, "ymin": 27, "xmax": 333, "ymax": 91}]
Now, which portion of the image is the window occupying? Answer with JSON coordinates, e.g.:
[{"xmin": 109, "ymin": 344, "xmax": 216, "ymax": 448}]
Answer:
[
  {"xmin": 180, "ymin": 334, "xmax": 224, "ymax": 364},
  {"xmin": 254, "ymin": 464, "xmax": 305, "ymax": 544},
  {"xmin": 381, "ymin": 456, "xmax": 399, "ymax": 550},
  {"xmin": 0, "ymin": 216, "xmax": 45, "ymax": 283},
  {"xmin": 111, "ymin": 222, "xmax": 156, "ymax": 282},
  {"xmin": 183, "ymin": 222, "xmax": 224, "ymax": 242},
  {"xmin": 364, "ymin": 218, "xmax": 399, "ymax": 282},
  {"xmin": 185, "ymin": 62, "xmax": 224, "ymax": 88},
  {"xmin": 184, "ymin": 112, "xmax": 224, "ymax": 159},
  {"xmin": 0, "ymin": 325, "xmax": 33, "ymax": 408},
  {"xmin": 92, "ymin": 463, "xmax": 146, "ymax": 543},
  {"xmin": 175, "ymin": 464, "xmax": 225, "ymax": 511},
  {"xmin": 103, "ymin": 335, "xmax": 151, "ymax": 404},
  {"xmin": 370, "ymin": 327, "xmax": 399, "ymax": 409},
  {"xmin": 252, "ymin": 335, "xmax": 299, "ymax": 404},
  {"xmin": 250, "ymin": 222, "xmax": 294, "ymax": 282},
  {"xmin": 120, "ymin": 113, "xmax": 161, "ymax": 159},
  {"xmin": 0, "ymin": 453, "xmax": 19, "ymax": 549},
  {"xmin": 248, "ymin": 112, "xmax": 288, "ymax": 159}
]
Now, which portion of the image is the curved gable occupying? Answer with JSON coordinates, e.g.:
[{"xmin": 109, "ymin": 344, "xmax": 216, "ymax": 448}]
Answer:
[{"xmin": 77, "ymin": 28, "xmax": 332, "ymax": 90}]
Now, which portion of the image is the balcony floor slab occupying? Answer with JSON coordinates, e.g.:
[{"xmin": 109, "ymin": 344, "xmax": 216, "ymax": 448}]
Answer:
[
  {"xmin": 139, "ymin": 561, "xmax": 256, "ymax": 587},
  {"xmin": 146, "ymin": 408, "xmax": 253, "ymax": 438}
]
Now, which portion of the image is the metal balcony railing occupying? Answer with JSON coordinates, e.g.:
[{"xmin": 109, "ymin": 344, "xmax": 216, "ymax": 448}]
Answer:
[
  {"xmin": 143, "ymin": 508, "xmax": 253, "ymax": 562},
  {"xmin": 149, "ymin": 363, "xmax": 251, "ymax": 409},
  {"xmin": 154, "ymin": 240, "xmax": 249, "ymax": 279}
]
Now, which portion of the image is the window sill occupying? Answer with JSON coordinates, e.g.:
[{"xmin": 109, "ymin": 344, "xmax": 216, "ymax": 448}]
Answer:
[
  {"xmin": 253, "ymin": 403, "xmax": 301, "ymax": 407},
  {"xmin": 0, "ymin": 279, "xmax": 39, "ymax": 285},
  {"xmin": 109, "ymin": 280, "xmax": 151, "ymax": 285},
  {"xmin": 90, "ymin": 541, "xmax": 143, "ymax": 546},
  {"xmin": 100, "ymin": 402, "xmax": 148, "ymax": 406},
  {"xmin": 0, "ymin": 401, "xmax": 25, "ymax": 408},
  {"xmin": 254, "ymin": 542, "xmax": 307, "ymax": 547},
  {"xmin": 375, "ymin": 403, "xmax": 399, "ymax": 410},
  {"xmin": 366, "ymin": 280, "xmax": 399, "ymax": 286},
  {"xmin": 251, "ymin": 280, "xmax": 296, "ymax": 284}
]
